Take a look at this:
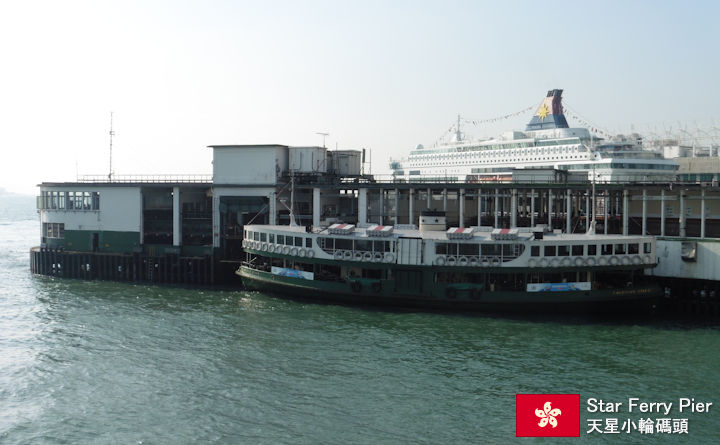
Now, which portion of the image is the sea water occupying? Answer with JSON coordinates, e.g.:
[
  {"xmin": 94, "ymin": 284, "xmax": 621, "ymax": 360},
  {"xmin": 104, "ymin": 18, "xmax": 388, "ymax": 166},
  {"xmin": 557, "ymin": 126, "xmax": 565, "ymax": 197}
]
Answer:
[{"xmin": 1, "ymin": 196, "xmax": 719, "ymax": 444}]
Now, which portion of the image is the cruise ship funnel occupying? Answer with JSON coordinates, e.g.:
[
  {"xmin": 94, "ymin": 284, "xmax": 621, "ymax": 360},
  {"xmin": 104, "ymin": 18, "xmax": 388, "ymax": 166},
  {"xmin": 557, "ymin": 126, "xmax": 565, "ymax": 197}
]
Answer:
[{"xmin": 525, "ymin": 89, "xmax": 569, "ymax": 131}]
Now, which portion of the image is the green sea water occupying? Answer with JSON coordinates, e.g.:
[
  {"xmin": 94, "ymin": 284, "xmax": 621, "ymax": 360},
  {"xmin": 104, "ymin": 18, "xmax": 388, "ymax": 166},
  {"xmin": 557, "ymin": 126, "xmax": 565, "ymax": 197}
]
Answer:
[{"xmin": 1, "ymin": 197, "xmax": 719, "ymax": 444}]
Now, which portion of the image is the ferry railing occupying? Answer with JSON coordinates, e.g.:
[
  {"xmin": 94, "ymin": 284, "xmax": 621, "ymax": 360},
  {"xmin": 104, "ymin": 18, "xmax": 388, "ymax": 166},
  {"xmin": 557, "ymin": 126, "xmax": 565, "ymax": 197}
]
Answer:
[{"xmin": 77, "ymin": 174, "xmax": 213, "ymax": 183}]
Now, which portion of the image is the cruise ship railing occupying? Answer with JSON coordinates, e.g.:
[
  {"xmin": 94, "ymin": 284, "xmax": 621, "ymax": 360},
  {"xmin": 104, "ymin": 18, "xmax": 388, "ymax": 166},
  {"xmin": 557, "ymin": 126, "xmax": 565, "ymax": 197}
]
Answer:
[{"xmin": 77, "ymin": 174, "xmax": 213, "ymax": 183}]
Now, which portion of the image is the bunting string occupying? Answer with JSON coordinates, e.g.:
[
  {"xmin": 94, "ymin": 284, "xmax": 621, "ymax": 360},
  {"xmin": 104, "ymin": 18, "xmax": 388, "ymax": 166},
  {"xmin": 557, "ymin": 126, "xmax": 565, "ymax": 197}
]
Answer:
[
  {"xmin": 563, "ymin": 103, "xmax": 614, "ymax": 139},
  {"xmin": 432, "ymin": 104, "xmax": 536, "ymax": 146}
]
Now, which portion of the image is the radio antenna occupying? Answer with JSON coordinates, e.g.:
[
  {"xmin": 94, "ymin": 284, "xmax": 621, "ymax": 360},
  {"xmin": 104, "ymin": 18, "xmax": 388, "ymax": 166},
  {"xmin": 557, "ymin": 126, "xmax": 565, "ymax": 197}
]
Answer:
[{"xmin": 108, "ymin": 112, "xmax": 115, "ymax": 181}]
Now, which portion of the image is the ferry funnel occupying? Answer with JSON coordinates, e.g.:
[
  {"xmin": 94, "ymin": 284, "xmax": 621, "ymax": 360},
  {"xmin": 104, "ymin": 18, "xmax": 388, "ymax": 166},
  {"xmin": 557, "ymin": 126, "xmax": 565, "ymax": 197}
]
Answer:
[{"xmin": 525, "ymin": 89, "xmax": 569, "ymax": 131}]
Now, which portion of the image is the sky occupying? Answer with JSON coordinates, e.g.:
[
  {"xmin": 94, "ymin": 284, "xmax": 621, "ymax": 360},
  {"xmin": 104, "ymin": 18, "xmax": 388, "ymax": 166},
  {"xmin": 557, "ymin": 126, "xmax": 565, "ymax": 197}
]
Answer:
[{"xmin": 1, "ymin": 0, "xmax": 718, "ymax": 194}]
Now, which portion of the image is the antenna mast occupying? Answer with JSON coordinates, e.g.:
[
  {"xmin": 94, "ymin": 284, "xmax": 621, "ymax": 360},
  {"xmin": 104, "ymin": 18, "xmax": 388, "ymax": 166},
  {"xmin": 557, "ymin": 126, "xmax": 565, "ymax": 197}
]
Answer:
[{"xmin": 108, "ymin": 112, "xmax": 115, "ymax": 181}]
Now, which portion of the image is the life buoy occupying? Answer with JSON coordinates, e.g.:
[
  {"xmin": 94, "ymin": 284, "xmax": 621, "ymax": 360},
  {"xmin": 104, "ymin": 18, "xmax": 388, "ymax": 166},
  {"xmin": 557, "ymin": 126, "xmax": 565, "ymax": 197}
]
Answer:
[
  {"xmin": 371, "ymin": 281, "xmax": 382, "ymax": 293},
  {"xmin": 306, "ymin": 249, "xmax": 315, "ymax": 258},
  {"xmin": 490, "ymin": 256, "xmax": 501, "ymax": 267},
  {"xmin": 373, "ymin": 252, "xmax": 383, "ymax": 262},
  {"xmin": 574, "ymin": 257, "xmax": 584, "ymax": 267},
  {"xmin": 298, "ymin": 248, "xmax": 306, "ymax": 258},
  {"xmin": 435, "ymin": 256, "xmax": 446, "ymax": 266},
  {"xmin": 621, "ymin": 256, "xmax": 631, "ymax": 265},
  {"xmin": 469, "ymin": 257, "xmax": 478, "ymax": 267},
  {"xmin": 242, "ymin": 240, "xmax": 247, "ymax": 248},
  {"xmin": 268, "ymin": 244, "xmax": 276, "ymax": 253},
  {"xmin": 632, "ymin": 255, "xmax": 642, "ymax": 265},
  {"xmin": 384, "ymin": 252, "xmax": 395, "ymax": 263},
  {"xmin": 446, "ymin": 287, "xmax": 457, "ymax": 299},
  {"xmin": 586, "ymin": 257, "xmax": 596, "ymax": 266},
  {"xmin": 598, "ymin": 257, "xmax": 608, "ymax": 266},
  {"xmin": 290, "ymin": 247, "xmax": 298, "ymax": 257},
  {"xmin": 343, "ymin": 250, "xmax": 352, "ymax": 260},
  {"xmin": 528, "ymin": 259, "xmax": 536, "ymax": 268},
  {"xmin": 561, "ymin": 257, "xmax": 571, "ymax": 267},
  {"xmin": 334, "ymin": 250, "xmax": 344, "ymax": 260},
  {"xmin": 354, "ymin": 252, "xmax": 363, "ymax": 261},
  {"xmin": 283, "ymin": 246, "xmax": 291, "ymax": 255},
  {"xmin": 609, "ymin": 255, "xmax": 619, "ymax": 266},
  {"xmin": 550, "ymin": 258, "xmax": 559, "ymax": 268},
  {"xmin": 351, "ymin": 281, "xmax": 362, "ymax": 293},
  {"xmin": 446, "ymin": 256, "xmax": 457, "ymax": 266},
  {"xmin": 261, "ymin": 242, "xmax": 268, "ymax": 251},
  {"xmin": 644, "ymin": 254, "xmax": 653, "ymax": 264},
  {"xmin": 480, "ymin": 257, "xmax": 490, "ymax": 267},
  {"xmin": 458, "ymin": 256, "xmax": 468, "ymax": 266}
]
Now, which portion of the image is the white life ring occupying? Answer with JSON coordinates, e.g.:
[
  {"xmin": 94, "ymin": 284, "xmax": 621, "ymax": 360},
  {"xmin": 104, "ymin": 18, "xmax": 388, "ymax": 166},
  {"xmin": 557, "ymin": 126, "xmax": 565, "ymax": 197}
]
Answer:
[
  {"xmin": 458, "ymin": 256, "xmax": 468, "ymax": 266},
  {"xmin": 598, "ymin": 257, "xmax": 608, "ymax": 266},
  {"xmin": 268, "ymin": 244, "xmax": 276, "ymax": 253},
  {"xmin": 306, "ymin": 249, "xmax": 315, "ymax": 258},
  {"xmin": 574, "ymin": 257, "xmax": 584, "ymax": 267},
  {"xmin": 621, "ymin": 256, "xmax": 631, "ymax": 266},
  {"xmin": 586, "ymin": 257, "xmax": 596, "ymax": 266},
  {"xmin": 374, "ymin": 252, "xmax": 383, "ymax": 262},
  {"xmin": 283, "ymin": 246, "xmax": 291, "ymax": 255},
  {"xmin": 561, "ymin": 257, "xmax": 571, "ymax": 267},
  {"xmin": 242, "ymin": 240, "xmax": 247, "ymax": 248},
  {"xmin": 343, "ymin": 250, "xmax": 352, "ymax": 260},
  {"xmin": 490, "ymin": 256, "xmax": 501, "ymax": 267},
  {"xmin": 384, "ymin": 252, "xmax": 395, "ymax": 263},
  {"xmin": 528, "ymin": 258, "xmax": 537, "ymax": 268},
  {"xmin": 632, "ymin": 256, "xmax": 642, "ymax": 265},
  {"xmin": 644, "ymin": 254, "xmax": 653, "ymax": 264},
  {"xmin": 298, "ymin": 248, "xmax": 306, "ymax": 258},
  {"xmin": 334, "ymin": 250, "xmax": 343, "ymax": 260},
  {"xmin": 291, "ymin": 247, "xmax": 298, "ymax": 256},
  {"xmin": 609, "ymin": 255, "xmax": 619, "ymax": 266},
  {"xmin": 469, "ymin": 256, "xmax": 478, "ymax": 267},
  {"xmin": 435, "ymin": 256, "xmax": 446, "ymax": 266},
  {"xmin": 363, "ymin": 251, "xmax": 373, "ymax": 261},
  {"xmin": 480, "ymin": 257, "xmax": 490, "ymax": 267},
  {"xmin": 550, "ymin": 258, "xmax": 559, "ymax": 268},
  {"xmin": 354, "ymin": 251, "xmax": 363, "ymax": 261},
  {"xmin": 539, "ymin": 258, "xmax": 548, "ymax": 268},
  {"xmin": 261, "ymin": 242, "xmax": 268, "ymax": 251},
  {"xmin": 446, "ymin": 256, "xmax": 457, "ymax": 266}
]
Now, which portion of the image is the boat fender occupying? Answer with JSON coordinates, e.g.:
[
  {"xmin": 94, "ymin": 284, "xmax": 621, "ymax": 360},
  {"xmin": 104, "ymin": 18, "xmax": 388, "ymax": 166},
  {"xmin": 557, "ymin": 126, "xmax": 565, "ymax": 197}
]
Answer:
[
  {"xmin": 334, "ymin": 250, "xmax": 344, "ymax": 260},
  {"xmin": 446, "ymin": 287, "xmax": 457, "ymax": 299},
  {"xmin": 291, "ymin": 247, "xmax": 298, "ymax": 257},
  {"xmin": 371, "ymin": 281, "xmax": 382, "ymax": 293},
  {"xmin": 435, "ymin": 256, "xmax": 446, "ymax": 266},
  {"xmin": 363, "ymin": 251, "xmax": 373, "ymax": 261},
  {"xmin": 458, "ymin": 256, "xmax": 468, "ymax": 266},
  {"xmin": 306, "ymin": 249, "xmax": 315, "ymax": 258},
  {"xmin": 298, "ymin": 248, "xmax": 306, "ymax": 258},
  {"xmin": 550, "ymin": 258, "xmax": 560, "ymax": 268},
  {"xmin": 384, "ymin": 252, "xmax": 395, "ymax": 263},
  {"xmin": 351, "ymin": 281, "xmax": 362, "ymax": 293},
  {"xmin": 267, "ymin": 244, "xmax": 274, "ymax": 253},
  {"xmin": 373, "ymin": 252, "xmax": 383, "ymax": 262},
  {"xmin": 470, "ymin": 288, "xmax": 482, "ymax": 300}
]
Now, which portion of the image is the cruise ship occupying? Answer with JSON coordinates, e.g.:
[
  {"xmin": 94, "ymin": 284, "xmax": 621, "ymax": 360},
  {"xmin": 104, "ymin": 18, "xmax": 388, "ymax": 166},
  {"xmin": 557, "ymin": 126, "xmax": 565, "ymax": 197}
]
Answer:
[{"xmin": 390, "ymin": 89, "xmax": 679, "ymax": 183}]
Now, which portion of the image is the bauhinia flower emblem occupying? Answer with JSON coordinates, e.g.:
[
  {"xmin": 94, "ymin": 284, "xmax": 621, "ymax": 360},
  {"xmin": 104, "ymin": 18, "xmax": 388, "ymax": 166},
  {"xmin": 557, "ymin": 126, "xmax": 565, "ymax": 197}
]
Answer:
[{"xmin": 536, "ymin": 401, "xmax": 561, "ymax": 428}]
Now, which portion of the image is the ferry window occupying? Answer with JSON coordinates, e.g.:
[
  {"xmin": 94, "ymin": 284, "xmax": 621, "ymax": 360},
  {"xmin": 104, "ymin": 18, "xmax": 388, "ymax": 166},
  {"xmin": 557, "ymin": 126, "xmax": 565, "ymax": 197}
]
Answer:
[
  {"xmin": 92, "ymin": 192, "xmax": 100, "ymax": 210},
  {"xmin": 531, "ymin": 246, "xmax": 540, "ymax": 257},
  {"xmin": 558, "ymin": 246, "xmax": 569, "ymax": 256},
  {"xmin": 355, "ymin": 240, "xmax": 371, "ymax": 251},
  {"xmin": 260, "ymin": 233, "xmax": 267, "ymax": 242},
  {"xmin": 483, "ymin": 244, "xmax": 500, "ymax": 256},
  {"xmin": 336, "ymin": 239, "xmax": 352, "ymax": 250},
  {"xmin": 502, "ymin": 244, "xmax": 514, "ymax": 258},
  {"xmin": 269, "ymin": 234, "xmax": 275, "ymax": 243},
  {"xmin": 436, "ymin": 243, "xmax": 448, "ymax": 255},
  {"xmin": 83, "ymin": 192, "xmax": 92, "ymax": 210},
  {"xmin": 615, "ymin": 244, "xmax": 625, "ymax": 254},
  {"xmin": 305, "ymin": 238, "xmax": 312, "ymax": 248},
  {"xmin": 374, "ymin": 241, "xmax": 388, "ymax": 252},
  {"xmin": 572, "ymin": 245, "xmax": 584, "ymax": 256},
  {"xmin": 294, "ymin": 236, "xmax": 302, "ymax": 247},
  {"xmin": 644, "ymin": 243, "xmax": 651, "ymax": 254},
  {"xmin": 544, "ymin": 246, "xmax": 556, "ymax": 257},
  {"xmin": 602, "ymin": 244, "xmax": 612, "ymax": 255},
  {"xmin": 285, "ymin": 236, "xmax": 293, "ymax": 245},
  {"xmin": 277, "ymin": 235, "xmax": 285, "ymax": 245},
  {"xmin": 244, "ymin": 229, "xmax": 248, "ymax": 239},
  {"xmin": 459, "ymin": 243, "xmax": 478, "ymax": 256},
  {"xmin": 447, "ymin": 243, "xmax": 458, "ymax": 256},
  {"xmin": 253, "ymin": 232, "xmax": 260, "ymax": 241},
  {"xmin": 628, "ymin": 243, "xmax": 639, "ymax": 254}
]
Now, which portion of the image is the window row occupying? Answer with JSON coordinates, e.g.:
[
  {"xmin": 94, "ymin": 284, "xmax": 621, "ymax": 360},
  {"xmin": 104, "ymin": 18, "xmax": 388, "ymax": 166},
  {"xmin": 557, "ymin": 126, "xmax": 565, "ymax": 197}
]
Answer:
[
  {"xmin": 38, "ymin": 191, "xmax": 100, "ymax": 210},
  {"xmin": 245, "ymin": 230, "xmax": 313, "ymax": 249},
  {"xmin": 435, "ymin": 242, "xmax": 524, "ymax": 258},
  {"xmin": 318, "ymin": 237, "xmax": 392, "ymax": 253},
  {"xmin": 530, "ymin": 243, "xmax": 652, "ymax": 257},
  {"xmin": 43, "ymin": 223, "xmax": 65, "ymax": 239}
]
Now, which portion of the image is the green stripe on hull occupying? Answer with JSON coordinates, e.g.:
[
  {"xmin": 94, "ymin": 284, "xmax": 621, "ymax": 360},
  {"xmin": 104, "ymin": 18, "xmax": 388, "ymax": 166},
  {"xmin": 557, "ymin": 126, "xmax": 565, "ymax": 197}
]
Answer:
[{"xmin": 49, "ymin": 230, "xmax": 141, "ymax": 253}]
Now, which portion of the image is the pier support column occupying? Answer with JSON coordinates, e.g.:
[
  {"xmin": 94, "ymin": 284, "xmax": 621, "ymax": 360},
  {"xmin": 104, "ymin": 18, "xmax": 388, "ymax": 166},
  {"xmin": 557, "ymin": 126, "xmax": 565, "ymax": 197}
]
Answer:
[
  {"xmin": 358, "ymin": 188, "xmax": 368, "ymax": 225},
  {"xmin": 379, "ymin": 189, "xmax": 384, "ymax": 226},
  {"xmin": 459, "ymin": 189, "xmax": 465, "ymax": 228},
  {"xmin": 443, "ymin": 188, "xmax": 448, "ymax": 212},
  {"xmin": 212, "ymin": 194, "xmax": 220, "ymax": 248},
  {"xmin": 269, "ymin": 191, "xmax": 277, "ymax": 225},
  {"xmin": 477, "ymin": 189, "xmax": 483, "ymax": 227},
  {"xmin": 510, "ymin": 189, "xmax": 517, "ymax": 228},
  {"xmin": 679, "ymin": 190, "xmax": 686, "ymax": 237},
  {"xmin": 494, "ymin": 189, "xmax": 499, "ymax": 228},
  {"xmin": 173, "ymin": 186, "xmax": 181, "ymax": 247},
  {"xmin": 566, "ymin": 189, "xmax": 572, "ymax": 233},
  {"xmin": 701, "ymin": 188, "xmax": 706, "ymax": 238},
  {"xmin": 604, "ymin": 191, "xmax": 609, "ymax": 235},
  {"xmin": 622, "ymin": 189, "xmax": 629, "ymax": 236},
  {"xmin": 548, "ymin": 189, "xmax": 553, "ymax": 229},
  {"xmin": 530, "ymin": 188, "xmax": 535, "ymax": 227},
  {"xmin": 313, "ymin": 187, "xmax": 321, "ymax": 228},
  {"xmin": 394, "ymin": 188, "xmax": 399, "ymax": 226},
  {"xmin": 426, "ymin": 188, "xmax": 431, "ymax": 209},
  {"xmin": 585, "ymin": 191, "xmax": 590, "ymax": 230},
  {"xmin": 409, "ymin": 188, "xmax": 414, "ymax": 226},
  {"xmin": 660, "ymin": 189, "xmax": 666, "ymax": 237},
  {"xmin": 641, "ymin": 189, "xmax": 647, "ymax": 235}
]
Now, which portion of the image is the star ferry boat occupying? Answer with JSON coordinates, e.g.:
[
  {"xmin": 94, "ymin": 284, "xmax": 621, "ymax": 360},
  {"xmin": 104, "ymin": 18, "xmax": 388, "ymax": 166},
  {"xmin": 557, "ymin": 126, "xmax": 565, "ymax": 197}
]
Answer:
[
  {"xmin": 237, "ymin": 212, "xmax": 662, "ymax": 311},
  {"xmin": 390, "ymin": 89, "xmax": 679, "ymax": 183}
]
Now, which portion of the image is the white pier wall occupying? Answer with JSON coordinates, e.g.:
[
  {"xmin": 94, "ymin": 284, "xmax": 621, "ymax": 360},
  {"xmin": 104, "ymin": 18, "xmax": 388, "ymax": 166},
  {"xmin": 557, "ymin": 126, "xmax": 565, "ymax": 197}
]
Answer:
[
  {"xmin": 41, "ymin": 186, "xmax": 142, "ymax": 233},
  {"xmin": 648, "ymin": 239, "xmax": 720, "ymax": 281}
]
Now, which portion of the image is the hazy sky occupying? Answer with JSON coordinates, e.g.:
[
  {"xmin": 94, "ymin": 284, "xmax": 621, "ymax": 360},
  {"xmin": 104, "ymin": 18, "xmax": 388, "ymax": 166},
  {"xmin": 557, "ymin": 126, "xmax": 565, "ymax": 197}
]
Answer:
[{"xmin": 1, "ymin": 0, "xmax": 718, "ymax": 194}]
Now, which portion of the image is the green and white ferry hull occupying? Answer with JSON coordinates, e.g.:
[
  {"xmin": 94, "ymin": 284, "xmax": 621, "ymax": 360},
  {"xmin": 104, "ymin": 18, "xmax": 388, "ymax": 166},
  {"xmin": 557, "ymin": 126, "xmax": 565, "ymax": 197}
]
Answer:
[{"xmin": 237, "ymin": 220, "xmax": 661, "ymax": 312}]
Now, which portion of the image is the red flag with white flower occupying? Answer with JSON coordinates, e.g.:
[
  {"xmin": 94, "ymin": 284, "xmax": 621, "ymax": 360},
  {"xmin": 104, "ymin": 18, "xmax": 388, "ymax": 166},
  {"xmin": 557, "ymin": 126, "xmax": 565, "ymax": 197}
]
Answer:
[{"xmin": 516, "ymin": 394, "xmax": 580, "ymax": 437}]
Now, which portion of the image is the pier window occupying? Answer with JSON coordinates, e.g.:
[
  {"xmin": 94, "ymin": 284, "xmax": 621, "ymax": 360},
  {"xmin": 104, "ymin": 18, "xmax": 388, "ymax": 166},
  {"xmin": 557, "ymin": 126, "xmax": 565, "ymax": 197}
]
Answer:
[
  {"xmin": 276, "ymin": 234, "xmax": 284, "ymax": 245},
  {"xmin": 43, "ymin": 223, "xmax": 65, "ymax": 239},
  {"xmin": 572, "ymin": 245, "xmax": 584, "ymax": 256},
  {"xmin": 544, "ymin": 246, "xmax": 556, "ymax": 257}
]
